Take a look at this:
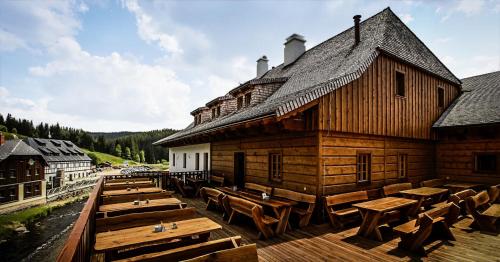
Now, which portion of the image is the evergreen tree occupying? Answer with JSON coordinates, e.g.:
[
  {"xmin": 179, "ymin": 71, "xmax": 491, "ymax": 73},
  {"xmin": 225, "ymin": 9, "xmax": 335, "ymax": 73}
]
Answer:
[
  {"xmin": 0, "ymin": 114, "xmax": 4, "ymax": 126},
  {"xmin": 139, "ymin": 150, "xmax": 145, "ymax": 163},
  {"xmin": 133, "ymin": 153, "xmax": 140, "ymax": 162},
  {"xmin": 114, "ymin": 144, "xmax": 122, "ymax": 157},
  {"xmin": 125, "ymin": 147, "xmax": 131, "ymax": 159}
]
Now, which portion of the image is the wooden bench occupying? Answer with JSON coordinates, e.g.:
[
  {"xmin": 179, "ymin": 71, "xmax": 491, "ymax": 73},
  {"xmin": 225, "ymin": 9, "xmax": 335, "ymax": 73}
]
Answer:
[
  {"xmin": 104, "ymin": 182, "xmax": 155, "ymax": 191},
  {"xmin": 224, "ymin": 195, "xmax": 278, "ymax": 239},
  {"xmin": 112, "ymin": 236, "xmax": 258, "ymax": 262},
  {"xmin": 394, "ymin": 202, "xmax": 459, "ymax": 254},
  {"xmin": 420, "ymin": 178, "xmax": 446, "ymax": 188},
  {"xmin": 466, "ymin": 191, "xmax": 500, "ymax": 232},
  {"xmin": 383, "ymin": 183, "xmax": 412, "ymax": 197},
  {"xmin": 200, "ymin": 187, "xmax": 225, "ymax": 211},
  {"xmin": 488, "ymin": 184, "xmax": 499, "ymax": 204},
  {"xmin": 324, "ymin": 191, "xmax": 368, "ymax": 229},
  {"xmin": 211, "ymin": 175, "xmax": 225, "ymax": 187},
  {"xmin": 273, "ymin": 188, "xmax": 316, "ymax": 228},
  {"xmin": 96, "ymin": 207, "xmax": 198, "ymax": 233},
  {"xmin": 101, "ymin": 191, "xmax": 174, "ymax": 205},
  {"xmin": 244, "ymin": 183, "xmax": 272, "ymax": 195},
  {"xmin": 446, "ymin": 189, "xmax": 477, "ymax": 217},
  {"xmin": 172, "ymin": 177, "xmax": 195, "ymax": 197}
]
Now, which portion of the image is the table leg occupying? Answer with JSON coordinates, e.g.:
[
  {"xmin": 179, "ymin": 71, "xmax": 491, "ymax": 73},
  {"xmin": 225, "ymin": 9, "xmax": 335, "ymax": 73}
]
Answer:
[
  {"xmin": 409, "ymin": 196, "xmax": 424, "ymax": 217},
  {"xmin": 357, "ymin": 210, "xmax": 383, "ymax": 241},
  {"xmin": 275, "ymin": 206, "xmax": 292, "ymax": 235}
]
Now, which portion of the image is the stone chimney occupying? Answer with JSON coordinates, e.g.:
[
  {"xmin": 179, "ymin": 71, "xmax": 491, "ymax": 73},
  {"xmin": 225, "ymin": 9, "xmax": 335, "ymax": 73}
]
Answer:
[
  {"xmin": 256, "ymin": 56, "xmax": 269, "ymax": 78},
  {"xmin": 0, "ymin": 132, "xmax": 4, "ymax": 146},
  {"xmin": 353, "ymin": 15, "xmax": 361, "ymax": 45},
  {"xmin": 284, "ymin": 34, "xmax": 306, "ymax": 66}
]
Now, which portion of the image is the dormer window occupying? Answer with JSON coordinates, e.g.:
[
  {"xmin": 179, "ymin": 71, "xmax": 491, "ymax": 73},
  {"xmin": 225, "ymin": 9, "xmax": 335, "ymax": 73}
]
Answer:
[
  {"xmin": 237, "ymin": 97, "xmax": 243, "ymax": 110},
  {"xmin": 245, "ymin": 93, "xmax": 252, "ymax": 107}
]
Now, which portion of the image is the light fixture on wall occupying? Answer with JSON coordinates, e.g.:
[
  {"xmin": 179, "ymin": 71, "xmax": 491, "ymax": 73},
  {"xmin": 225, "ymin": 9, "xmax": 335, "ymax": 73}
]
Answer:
[{"xmin": 28, "ymin": 158, "xmax": 35, "ymax": 166}]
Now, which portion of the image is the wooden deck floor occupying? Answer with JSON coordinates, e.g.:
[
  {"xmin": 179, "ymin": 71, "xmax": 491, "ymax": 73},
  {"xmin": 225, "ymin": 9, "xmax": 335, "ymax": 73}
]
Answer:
[{"xmin": 180, "ymin": 195, "xmax": 499, "ymax": 262}]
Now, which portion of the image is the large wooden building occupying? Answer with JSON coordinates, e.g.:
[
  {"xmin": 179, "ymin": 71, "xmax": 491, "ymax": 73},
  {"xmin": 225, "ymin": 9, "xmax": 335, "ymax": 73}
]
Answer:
[
  {"xmin": 0, "ymin": 133, "xmax": 48, "ymax": 214},
  {"xmin": 154, "ymin": 8, "xmax": 499, "ymax": 197}
]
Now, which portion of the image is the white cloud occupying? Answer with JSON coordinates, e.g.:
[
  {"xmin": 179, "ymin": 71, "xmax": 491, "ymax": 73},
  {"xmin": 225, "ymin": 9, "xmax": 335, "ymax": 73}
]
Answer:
[
  {"xmin": 0, "ymin": 1, "xmax": 83, "ymax": 52},
  {"xmin": 456, "ymin": 0, "xmax": 484, "ymax": 16},
  {"xmin": 439, "ymin": 54, "xmax": 500, "ymax": 78},
  {"xmin": 438, "ymin": 0, "xmax": 485, "ymax": 21},
  {"xmin": 400, "ymin": 13, "xmax": 414, "ymax": 24},
  {"xmin": 123, "ymin": 0, "xmax": 182, "ymax": 55}
]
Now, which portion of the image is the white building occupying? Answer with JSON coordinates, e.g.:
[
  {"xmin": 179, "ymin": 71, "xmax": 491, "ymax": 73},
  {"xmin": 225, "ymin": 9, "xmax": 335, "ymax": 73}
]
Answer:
[
  {"xmin": 25, "ymin": 138, "xmax": 92, "ymax": 188},
  {"xmin": 168, "ymin": 143, "xmax": 210, "ymax": 172}
]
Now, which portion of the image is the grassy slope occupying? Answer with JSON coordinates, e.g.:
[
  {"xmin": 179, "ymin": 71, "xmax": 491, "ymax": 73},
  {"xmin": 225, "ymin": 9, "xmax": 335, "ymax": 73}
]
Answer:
[
  {"xmin": 81, "ymin": 149, "xmax": 168, "ymax": 170},
  {"xmin": 81, "ymin": 148, "xmax": 139, "ymax": 166}
]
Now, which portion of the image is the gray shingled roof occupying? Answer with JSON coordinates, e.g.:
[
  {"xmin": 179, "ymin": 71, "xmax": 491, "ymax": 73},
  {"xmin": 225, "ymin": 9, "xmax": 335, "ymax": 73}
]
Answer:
[
  {"xmin": 24, "ymin": 137, "xmax": 91, "ymax": 162},
  {"xmin": 434, "ymin": 71, "xmax": 500, "ymax": 128},
  {"xmin": 155, "ymin": 7, "xmax": 460, "ymax": 146},
  {"xmin": 0, "ymin": 139, "xmax": 46, "ymax": 164}
]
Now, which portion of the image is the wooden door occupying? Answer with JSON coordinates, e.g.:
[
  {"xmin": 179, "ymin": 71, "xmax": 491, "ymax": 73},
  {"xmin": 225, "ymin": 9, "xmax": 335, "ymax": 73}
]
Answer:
[{"xmin": 234, "ymin": 152, "xmax": 245, "ymax": 188}]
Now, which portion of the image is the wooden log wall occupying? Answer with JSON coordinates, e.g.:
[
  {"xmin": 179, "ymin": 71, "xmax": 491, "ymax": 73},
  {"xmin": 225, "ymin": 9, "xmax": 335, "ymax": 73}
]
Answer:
[
  {"xmin": 319, "ymin": 132, "xmax": 435, "ymax": 195},
  {"xmin": 437, "ymin": 136, "xmax": 500, "ymax": 185},
  {"xmin": 318, "ymin": 55, "xmax": 460, "ymax": 140},
  {"xmin": 211, "ymin": 132, "xmax": 318, "ymax": 194}
]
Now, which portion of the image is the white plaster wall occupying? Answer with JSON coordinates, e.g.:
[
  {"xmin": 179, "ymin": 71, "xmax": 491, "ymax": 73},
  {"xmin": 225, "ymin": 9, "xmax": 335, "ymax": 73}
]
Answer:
[{"xmin": 169, "ymin": 143, "xmax": 210, "ymax": 172}]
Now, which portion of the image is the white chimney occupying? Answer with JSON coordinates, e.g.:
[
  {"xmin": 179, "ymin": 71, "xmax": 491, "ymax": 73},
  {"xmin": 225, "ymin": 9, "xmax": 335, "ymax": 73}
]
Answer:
[
  {"xmin": 256, "ymin": 55, "xmax": 269, "ymax": 78},
  {"xmin": 284, "ymin": 34, "xmax": 305, "ymax": 66}
]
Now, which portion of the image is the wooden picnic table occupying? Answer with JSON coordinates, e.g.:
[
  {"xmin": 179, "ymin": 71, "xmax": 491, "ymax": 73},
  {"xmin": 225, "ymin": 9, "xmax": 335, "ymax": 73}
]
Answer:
[
  {"xmin": 94, "ymin": 217, "xmax": 221, "ymax": 253},
  {"xmin": 98, "ymin": 198, "xmax": 184, "ymax": 216},
  {"xmin": 102, "ymin": 187, "xmax": 163, "ymax": 197},
  {"xmin": 353, "ymin": 197, "xmax": 417, "ymax": 241},
  {"xmin": 400, "ymin": 187, "xmax": 449, "ymax": 215},
  {"xmin": 443, "ymin": 182, "xmax": 483, "ymax": 194},
  {"xmin": 186, "ymin": 177, "xmax": 207, "ymax": 197},
  {"xmin": 217, "ymin": 186, "xmax": 296, "ymax": 235}
]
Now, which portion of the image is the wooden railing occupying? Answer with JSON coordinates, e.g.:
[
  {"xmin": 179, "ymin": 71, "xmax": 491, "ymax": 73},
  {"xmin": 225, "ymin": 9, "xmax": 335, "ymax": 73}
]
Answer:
[
  {"xmin": 57, "ymin": 170, "xmax": 212, "ymax": 261},
  {"xmin": 57, "ymin": 176, "xmax": 104, "ymax": 262}
]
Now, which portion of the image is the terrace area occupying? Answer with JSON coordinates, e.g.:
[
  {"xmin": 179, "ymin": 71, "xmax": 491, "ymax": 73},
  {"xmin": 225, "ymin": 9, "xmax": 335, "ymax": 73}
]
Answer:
[{"xmin": 58, "ymin": 172, "xmax": 499, "ymax": 262}]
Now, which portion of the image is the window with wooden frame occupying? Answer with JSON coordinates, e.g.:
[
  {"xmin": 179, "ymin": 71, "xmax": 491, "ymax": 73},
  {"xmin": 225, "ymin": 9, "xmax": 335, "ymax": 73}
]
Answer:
[
  {"xmin": 303, "ymin": 106, "xmax": 318, "ymax": 131},
  {"xmin": 9, "ymin": 169, "xmax": 15, "ymax": 179},
  {"xmin": 0, "ymin": 171, "xmax": 4, "ymax": 179},
  {"xmin": 474, "ymin": 153, "xmax": 497, "ymax": 173},
  {"xmin": 172, "ymin": 153, "xmax": 176, "ymax": 166},
  {"xmin": 356, "ymin": 152, "xmax": 371, "ymax": 184},
  {"xmin": 195, "ymin": 153, "xmax": 200, "ymax": 170},
  {"xmin": 244, "ymin": 93, "xmax": 252, "ymax": 107},
  {"xmin": 437, "ymin": 87, "xmax": 444, "ymax": 107},
  {"xmin": 398, "ymin": 154, "xmax": 408, "ymax": 179},
  {"xmin": 237, "ymin": 97, "xmax": 243, "ymax": 110},
  {"xmin": 212, "ymin": 108, "xmax": 216, "ymax": 119},
  {"xmin": 216, "ymin": 106, "xmax": 221, "ymax": 117},
  {"xmin": 396, "ymin": 71, "xmax": 405, "ymax": 97},
  {"xmin": 183, "ymin": 153, "xmax": 187, "ymax": 168},
  {"xmin": 268, "ymin": 151, "xmax": 283, "ymax": 182}
]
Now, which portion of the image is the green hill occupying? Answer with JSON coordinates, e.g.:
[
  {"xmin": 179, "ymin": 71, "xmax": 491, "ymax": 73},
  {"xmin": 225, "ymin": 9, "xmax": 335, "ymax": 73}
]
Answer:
[
  {"xmin": 82, "ymin": 149, "xmax": 138, "ymax": 166},
  {"xmin": 82, "ymin": 149, "xmax": 168, "ymax": 170}
]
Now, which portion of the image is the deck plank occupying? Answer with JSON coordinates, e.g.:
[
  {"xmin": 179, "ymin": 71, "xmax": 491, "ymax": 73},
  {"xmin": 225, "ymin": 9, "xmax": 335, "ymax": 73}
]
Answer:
[{"xmin": 180, "ymin": 194, "xmax": 500, "ymax": 262}]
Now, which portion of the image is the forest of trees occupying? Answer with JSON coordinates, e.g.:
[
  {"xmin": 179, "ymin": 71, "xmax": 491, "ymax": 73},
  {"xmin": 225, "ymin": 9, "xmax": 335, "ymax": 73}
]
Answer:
[{"xmin": 0, "ymin": 113, "xmax": 176, "ymax": 164}]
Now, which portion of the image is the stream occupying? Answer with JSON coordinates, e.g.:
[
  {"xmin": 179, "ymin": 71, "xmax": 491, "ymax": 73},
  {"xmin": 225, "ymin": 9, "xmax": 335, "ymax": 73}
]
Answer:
[{"xmin": 0, "ymin": 199, "xmax": 85, "ymax": 262}]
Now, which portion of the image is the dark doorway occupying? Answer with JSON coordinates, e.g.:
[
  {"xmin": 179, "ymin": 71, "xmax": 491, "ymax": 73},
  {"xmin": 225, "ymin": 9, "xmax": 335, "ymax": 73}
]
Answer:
[
  {"xmin": 203, "ymin": 153, "xmax": 209, "ymax": 171},
  {"xmin": 234, "ymin": 152, "xmax": 245, "ymax": 188}
]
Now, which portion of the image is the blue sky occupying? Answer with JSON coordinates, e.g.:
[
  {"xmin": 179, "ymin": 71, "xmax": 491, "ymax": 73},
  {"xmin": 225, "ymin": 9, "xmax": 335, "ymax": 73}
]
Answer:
[{"xmin": 0, "ymin": 0, "xmax": 499, "ymax": 132}]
